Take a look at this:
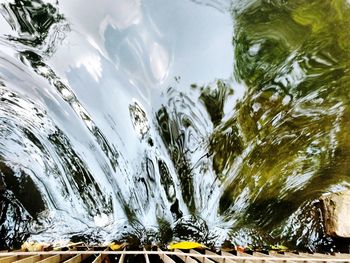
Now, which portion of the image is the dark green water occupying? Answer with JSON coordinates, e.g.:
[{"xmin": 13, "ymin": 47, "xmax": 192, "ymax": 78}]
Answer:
[{"xmin": 1, "ymin": 0, "xmax": 350, "ymax": 252}]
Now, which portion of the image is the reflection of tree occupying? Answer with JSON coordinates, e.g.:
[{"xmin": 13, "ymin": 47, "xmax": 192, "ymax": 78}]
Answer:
[
  {"xmin": 0, "ymin": 164, "xmax": 31, "ymax": 249},
  {"xmin": 202, "ymin": 0, "xmax": 350, "ymax": 248},
  {"xmin": 1, "ymin": 0, "xmax": 69, "ymax": 55},
  {"xmin": 156, "ymin": 105, "xmax": 196, "ymax": 214},
  {"xmin": 0, "ymin": 0, "xmax": 69, "ymax": 250}
]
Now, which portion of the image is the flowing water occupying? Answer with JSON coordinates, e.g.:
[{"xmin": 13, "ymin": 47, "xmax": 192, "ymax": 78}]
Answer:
[{"xmin": 1, "ymin": 0, "xmax": 350, "ymax": 252}]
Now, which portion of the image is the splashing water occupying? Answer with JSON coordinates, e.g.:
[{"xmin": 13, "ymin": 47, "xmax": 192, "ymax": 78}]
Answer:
[{"xmin": 1, "ymin": 0, "xmax": 350, "ymax": 252}]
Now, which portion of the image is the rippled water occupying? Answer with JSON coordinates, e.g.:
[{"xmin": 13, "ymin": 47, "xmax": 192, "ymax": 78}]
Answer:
[{"xmin": 1, "ymin": 0, "xmax": 350, "ymax": 252}]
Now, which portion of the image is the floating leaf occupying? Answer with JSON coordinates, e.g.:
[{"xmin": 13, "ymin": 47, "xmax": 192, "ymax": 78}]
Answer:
[
  {"xmin": 236, "ymin": 246, "xmax": 245, "ymax": 253},
  {"xmin": 168, "ymin": 241, "xmax": 206, "ymax": 250},
  {"xmin": 21, "ymin": 242, "xmax": 49, "ymax": 252},
  {"xmin": 270, "ymin": 245, "xmax": 288, "ymax": 251},
  {"xmin": 109, "ymin": 242, "xmax": 127, "ymax": 251}
]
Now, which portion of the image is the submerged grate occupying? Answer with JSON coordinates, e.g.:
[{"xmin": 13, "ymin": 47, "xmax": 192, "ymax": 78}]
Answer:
[{"xmin": 1, "ymin": 246, "xmax": 350, "ymax": 263}]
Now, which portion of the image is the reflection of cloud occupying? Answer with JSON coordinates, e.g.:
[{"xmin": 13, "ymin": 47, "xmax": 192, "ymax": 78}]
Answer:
[
  {"xmin": 149, "ymin": 42, "xmax": 170, "ymax": 82},
  {"xmin": 76, "ymin": 53, "xmax": 102, "ymax": 82},
  {"xmin": 99, "ymin": 0, "xmax": 142, "ymax": 36},
  {"xmin": 59, "ymin": 0, "xmax": 171, "ymax": 88}
]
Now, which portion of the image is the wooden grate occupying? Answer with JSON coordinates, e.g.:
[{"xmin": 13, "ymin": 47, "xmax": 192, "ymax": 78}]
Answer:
[{"xmin": 1, "ymin": 246, "xmax": 350, "ymax": 263}]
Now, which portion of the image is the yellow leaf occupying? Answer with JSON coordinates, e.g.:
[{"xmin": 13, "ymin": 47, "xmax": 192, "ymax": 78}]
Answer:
[
  {"xmin": 168, "ymin": 241, "xmax": 206, "ymax": 250},
  {"xmin": 109, "ymin": 242, "xmax": 127, "ymax": 251},
  {"xmin": 270, "ymin": 245, "xmax": 288, "ymax": 251},
  {"xmin": 21, "ymin": 242, "xmax": 48, "ymax": 252}
]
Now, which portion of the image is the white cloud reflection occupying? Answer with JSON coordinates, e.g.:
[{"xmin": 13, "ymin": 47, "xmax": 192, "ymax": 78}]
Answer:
[
  {"xmin": 76, "ymin": 53, "xmax": 102, "ymax": 82},
  {"xmin": 149, "ymin": 42, "xmax": 170, "ymax": 82}
]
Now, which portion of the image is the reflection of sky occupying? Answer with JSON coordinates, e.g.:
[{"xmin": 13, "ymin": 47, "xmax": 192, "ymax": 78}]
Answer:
[
  {"xmin": 146, "ymin": 0, "xmax": 233, "ymax": 87},
  {"xmin": 0, "ymin": 0, "xmax": 234, "ymax": 232},
  {"xmin": 54, "ymin": 0, "xmax": 233, "ymax": 92},
  {"xmin": 50, "ymin": 0, "xmax": 234, "ymax": 164},
  {"xmin": 0, "ymin": 0, "xmax": 237, "ymax": 239}
]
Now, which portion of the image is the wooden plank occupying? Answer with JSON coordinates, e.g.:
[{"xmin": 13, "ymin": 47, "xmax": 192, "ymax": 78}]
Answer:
[
  {"xmin": 174, "ymin": 249, "xmax": 197, "ymax": 263},
  {"xmin": 62, "ymin": 254, "xmax": 81, "ymax": 263},
  {"xmin": 157, "ymin": 248, "xmax": 176, "ymax": 263},
  {"xmin": 221, "ymin": 252, "xmax": 260, "ymax": 263},
  {"xmin": 117, "ymin": 248, "xmax": 126, "ymax": 263},
  {"xmin": 235, "ymin": 252, "xmax": 253, "ymax": 257},
  {"xmin": 299, "ymin": 252, "xmax": 338, "ymax": 262},
  {"xmin": 252, "ymin": 252, "xmax": 277, "ymax": 263},
  {"xmin": 272, "ymin": 252, "xmax": 300, "ymax": 263},
  {"xmin": 252, "ymin": 252, "xmax": 269, "ymax": 257},
  {"xmin": 0, "ymin": 256, "xmax": 19, "ymax": 263},
  {"xmin": 311, "ymin": 253, "xmax": 334, "ymax": 258},
  {"xmin": 284, "ymin": 252, "xmax": 329, "ymax": 262},
  {"xmin": 92, "ymin": 247, "xmax": 109, "ymax": 263},
  {"xmin": 221, "ymin": 251, "xmax": 238, "ymax": 257},
  {"xmin": 190, "ymin": 249, "xmax": 215, "ymax": 263},
  {"xmin": 269, "ymin": 252, "xmax": 330, "ymax": 263},
  {"xmin": 266, "ymin": 251, "xmax": 286, "ymax": 258},
  {"xmin": 332, "ymin": 253, "xmax": 350, "ymax": 259},
  {"xmin": 62, "ymin": 254, "xmax": 91, "ymax": 263},
  {"xmin": 36, "ymin": 255, "xmax": 61, "ymax": 263},
  {"xmin": 205, "ymin": 250, "xmax": 225, "ymax": 263},
  {"xmin": 206, "ymin": 250, "xmax": 239, "ymax": 263},
  {"xmin": 36, "ymin": 255, "xmax": 72, "ymax": 263},
  {"xmin": 143, "ymin": 248, "xmax": 150, "ymax": 263},
  {"xmin": 283, "ymin": 252, "xmax": 302, "ymax": 258},
  {"xmin": 13, "ymin": 255, "xmax": 41, "ymax": 263},
  {"xmin": 92, "ymin": 253, "xmax": 106, "ymax": 263},
  {"xmin": 220, "ymin": 251, "xmax": 245, "ymax": 263}
]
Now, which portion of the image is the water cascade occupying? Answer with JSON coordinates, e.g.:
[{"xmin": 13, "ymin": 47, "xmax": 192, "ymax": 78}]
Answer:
[{"xmin": 1, "ymin": 0, "xmax": 350, "ymax": 252}]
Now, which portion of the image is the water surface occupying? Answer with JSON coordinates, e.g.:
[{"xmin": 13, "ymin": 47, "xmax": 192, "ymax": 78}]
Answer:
[{"xmin": 1, "ymin": 0, "xmax": 350, "ymax": 251}]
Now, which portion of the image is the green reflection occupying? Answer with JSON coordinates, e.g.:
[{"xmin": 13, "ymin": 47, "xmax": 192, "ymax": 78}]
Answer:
[{"xmin": 209, "ymin": 0, "xmax": 350, "ymax": 247}]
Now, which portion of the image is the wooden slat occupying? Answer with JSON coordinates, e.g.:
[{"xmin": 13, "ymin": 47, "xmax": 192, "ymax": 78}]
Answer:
[
  {"xmin": 221, "ymin": 251, "xmax": 238, "ymax": 257},
  {"xmin": 252, "ymin": 252, "xmax": 276, "ymax": 263},
  {"xmin": 283, "ymin": 252, "xmax": 302, "ymax": 258},
  {"xmin": 221, "ymin": 252, "xmax": 256, "ymax": 263},
  {"xmin": 174, "ymin": 249, "xmax": 197, "ymax": 263},
  {"xmin": 13, "ymin": 255, "xmax": 41, "ymax": 263},
  {"xmin": 252, "ymin": 252, "xmax": 269, "ymax": 257},
  {"xmin": 92, "ymin": 247, "xmax": 109, "ymax": 263},
  {"xmin": 312, "ymin": 253, "xmax": 334, "ymax": 258},
  {"xmin": 331, "ymin": 253, "xmax": 350, "ymax": 262},
  {"xmin": 332, "ymin": 253, "xmax": 350, "ymax": 258},
  {"xmin": 0, "ymin": 256, "xmax": 20, "ymax": 263},
  {"xmin": 205, "ymin": 251, "xmax": 222, "ymax": 263},
  {"xmin": 301, "ymin": 252, "xmax": 339, "ymax": 263},
  {"xmin": 294, "ymin": 253, "xmax": 332, "ymax": 263},
  {"xmin": 205, "ymin": 250, "xmax": 235, "ymax": 263},
  {"xmin": 260, "ymin": 252, "xmax": 336, "ymax": 263},
  {"xmin": 275, "ymin": 252, "xmax": 299, "ymax": 263},
  {"xmin": 143, "ymin": 248, "xmax": 150, "ymax": 263},
  {"xmin": 117, "ymin": 248, "xmax": 126, "ymax": 263},
  {"xmin": 1, "ymin": 249, "xmax": 350, "ymax": 263},
  {"xmin": 264, "ymin": 252, "xmax": 294, "ymax": 263},
  {"xmin": 190, "ymin": 250, "xmax": 215, "ymax": 263},
  {"xmin": 62, "ymin": 254, "xmax": 90, "ymax": 263},
  {"xmin": 36, "ymin": 255, "xmax": 61, "ymax": 263},
  {"xmin": 62, "ymin": 254, "xmax": 80, "ymax": 263},
  {"xmin": 221, "ymin": 251, "xmax": 239, "ymax": 262},
  {"xmin": 157, "ymin": 248, "xmax": 175, "ymax": 263},
  {"xmin": 37, "ymin": 255, "xmax": 72, "ymax": 263},
  {"xmin": 236, "ymin": 251, "xmax": 253, "ymax": 257}
]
